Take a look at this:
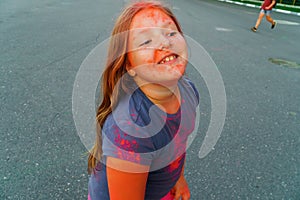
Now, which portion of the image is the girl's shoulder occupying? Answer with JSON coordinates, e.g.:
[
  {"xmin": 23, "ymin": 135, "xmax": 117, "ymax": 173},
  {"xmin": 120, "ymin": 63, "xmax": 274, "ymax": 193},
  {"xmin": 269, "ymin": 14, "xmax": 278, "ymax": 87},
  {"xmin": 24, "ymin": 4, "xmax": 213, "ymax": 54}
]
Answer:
[
  {"xmin": 180, "ymin": 76, "xmax": 200, "ymax": 105},
  {"xmin": 103, "ymin": 88, "xmax": 154, "ymax": 133},
  {"xmin": 101, "ymin": 91, "xmax": 157, "ymax": 165}
]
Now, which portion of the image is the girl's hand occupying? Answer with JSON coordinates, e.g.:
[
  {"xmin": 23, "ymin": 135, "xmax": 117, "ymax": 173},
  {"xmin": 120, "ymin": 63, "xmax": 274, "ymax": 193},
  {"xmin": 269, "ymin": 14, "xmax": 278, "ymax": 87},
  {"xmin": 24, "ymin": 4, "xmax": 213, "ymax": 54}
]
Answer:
[{"xmin": 170, "ymin": 174, "xmax": 190, "ymax": 200}]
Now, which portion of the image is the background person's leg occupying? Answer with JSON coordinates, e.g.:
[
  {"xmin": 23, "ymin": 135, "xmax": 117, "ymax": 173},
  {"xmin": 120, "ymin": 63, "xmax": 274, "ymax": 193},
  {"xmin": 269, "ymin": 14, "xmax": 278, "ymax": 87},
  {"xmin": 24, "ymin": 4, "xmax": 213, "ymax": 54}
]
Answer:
[
  {"xmin": 254, "ymin": 12, "xmax": 265, "ymax": 29},
  {"xmin": 252, "ymin": 11, "xmax": 265, "ymax": 32},
  {"xmin": 266, "ymin": 14, "xmax": 276, "ymax": 28}
]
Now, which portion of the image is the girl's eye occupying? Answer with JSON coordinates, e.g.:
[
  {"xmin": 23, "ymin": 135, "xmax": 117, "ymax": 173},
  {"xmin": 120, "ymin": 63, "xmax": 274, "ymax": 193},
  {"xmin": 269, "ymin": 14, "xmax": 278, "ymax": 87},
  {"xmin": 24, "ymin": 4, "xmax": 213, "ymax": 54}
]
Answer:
[
  {"xmin": 139, "ymin": 39, "xmax": 152, "ymax": 46},
  {"xmin": 167, "ymin": 32, "xmax": 177, "ymax": 37}
]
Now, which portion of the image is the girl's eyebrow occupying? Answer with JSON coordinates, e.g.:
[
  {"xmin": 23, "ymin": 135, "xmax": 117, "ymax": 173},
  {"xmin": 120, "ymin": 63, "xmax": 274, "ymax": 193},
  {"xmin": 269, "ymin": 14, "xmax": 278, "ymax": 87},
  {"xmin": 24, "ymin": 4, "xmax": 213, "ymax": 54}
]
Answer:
[{"xmin": 136, "ymin": 28, "xmax": 149, "ymax": 35}]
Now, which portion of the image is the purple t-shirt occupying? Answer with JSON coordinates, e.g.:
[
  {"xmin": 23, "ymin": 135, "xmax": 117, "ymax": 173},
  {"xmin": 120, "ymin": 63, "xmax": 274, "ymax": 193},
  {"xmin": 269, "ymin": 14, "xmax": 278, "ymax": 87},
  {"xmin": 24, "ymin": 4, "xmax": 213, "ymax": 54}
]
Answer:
[{"xmin": 88, "ymin": 77, "xmax": 199, "ymax": 199}]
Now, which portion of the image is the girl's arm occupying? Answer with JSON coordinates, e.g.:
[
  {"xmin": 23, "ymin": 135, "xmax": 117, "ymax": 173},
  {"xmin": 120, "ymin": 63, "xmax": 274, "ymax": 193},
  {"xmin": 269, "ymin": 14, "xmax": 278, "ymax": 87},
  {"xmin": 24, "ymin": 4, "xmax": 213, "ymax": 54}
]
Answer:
[
  {"xmin": 171, "ymin": 162, "xmax": 191, "ymax": 200},
  {"xmin": 106, "ymin": 156, "xmax": 149, "ymax": 200}
]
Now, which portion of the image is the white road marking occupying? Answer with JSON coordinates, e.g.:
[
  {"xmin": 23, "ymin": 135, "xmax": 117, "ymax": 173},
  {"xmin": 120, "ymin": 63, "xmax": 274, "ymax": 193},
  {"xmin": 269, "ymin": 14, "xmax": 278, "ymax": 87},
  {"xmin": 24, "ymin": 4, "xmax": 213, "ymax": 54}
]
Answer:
[
  {"xmin": 215, "ymin": 27, "xmax": 233, "ymax": 32},
  {"xmin": 275, "ymin": 20, "xmax": 300, "ymax": 25}
]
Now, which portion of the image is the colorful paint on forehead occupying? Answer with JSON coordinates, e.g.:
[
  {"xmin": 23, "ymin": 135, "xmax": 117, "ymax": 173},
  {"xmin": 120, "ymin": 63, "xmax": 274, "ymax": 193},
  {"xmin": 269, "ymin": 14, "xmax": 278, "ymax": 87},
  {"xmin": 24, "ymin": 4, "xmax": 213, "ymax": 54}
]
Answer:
[
  {"xmin": 148, "ymin": 9, "xmax": 172, "ymax": 25},
  {"xmin": 145, "ymin": 8, "xmax": 166, "ymax": 20},
  {"xmin": 132, "ymin": 8, "xmax": 173, "ymax": 28}
]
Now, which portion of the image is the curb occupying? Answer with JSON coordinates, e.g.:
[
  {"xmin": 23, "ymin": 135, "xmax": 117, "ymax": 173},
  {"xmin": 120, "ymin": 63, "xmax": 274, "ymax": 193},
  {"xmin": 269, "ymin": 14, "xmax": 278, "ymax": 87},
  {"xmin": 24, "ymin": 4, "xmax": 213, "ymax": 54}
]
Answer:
[{"xmin": 218, "ymin": 0, "xmax": 300, "ymax": 16}]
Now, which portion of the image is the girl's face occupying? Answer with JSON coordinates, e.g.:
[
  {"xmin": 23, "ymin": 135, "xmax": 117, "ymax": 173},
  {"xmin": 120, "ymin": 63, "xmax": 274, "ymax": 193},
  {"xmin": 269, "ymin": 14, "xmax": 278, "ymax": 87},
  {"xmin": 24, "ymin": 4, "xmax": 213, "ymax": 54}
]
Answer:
[{"xmin": 127, "ymin": 8, "xmax": 188, "ymax": 86}]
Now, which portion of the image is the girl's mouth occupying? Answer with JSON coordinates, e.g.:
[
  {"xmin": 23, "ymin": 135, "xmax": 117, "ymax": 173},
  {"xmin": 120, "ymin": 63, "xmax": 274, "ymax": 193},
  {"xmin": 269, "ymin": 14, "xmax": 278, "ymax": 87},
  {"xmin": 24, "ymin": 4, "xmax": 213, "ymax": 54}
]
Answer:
[{"xmin": 158, "ymin": 54, "xmax": 179, "ymax": 65}]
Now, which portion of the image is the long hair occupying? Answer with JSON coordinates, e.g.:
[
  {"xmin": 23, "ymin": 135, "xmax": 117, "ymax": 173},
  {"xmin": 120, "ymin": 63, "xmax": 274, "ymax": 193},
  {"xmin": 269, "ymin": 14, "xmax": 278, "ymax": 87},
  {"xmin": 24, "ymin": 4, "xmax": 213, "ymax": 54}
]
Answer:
[{"xmin": 88, "ymin": 0, "xmax": 183, "ymax": 174}]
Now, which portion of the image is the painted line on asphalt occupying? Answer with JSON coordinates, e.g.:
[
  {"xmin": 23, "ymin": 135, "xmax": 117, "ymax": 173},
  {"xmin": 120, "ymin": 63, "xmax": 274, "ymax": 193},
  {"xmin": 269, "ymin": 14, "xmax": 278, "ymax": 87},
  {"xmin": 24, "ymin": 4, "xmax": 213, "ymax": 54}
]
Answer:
[
  {"xmin": 275, "ymin": 19, "xmax": 300, "ymax": 25},
  {"xmin": 215, "ymin": 27, "xmax": 233, "ymax": 31},
  {"xmin": 218, "ymin": 0, "xmax": 300, "ymax": 16}
]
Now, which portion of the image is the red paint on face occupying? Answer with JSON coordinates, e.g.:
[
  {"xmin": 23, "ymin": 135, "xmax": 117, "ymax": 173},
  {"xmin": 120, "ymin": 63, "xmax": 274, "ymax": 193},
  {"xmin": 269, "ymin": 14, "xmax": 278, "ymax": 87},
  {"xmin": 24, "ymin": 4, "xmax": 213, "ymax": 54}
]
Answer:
[
  {"xmin": 130, "ymin": 8, "xmax": 174, "ymax": 30},
  {"xmin": 175, "ymin": 63, "xmax": 185, "ymax": 74},
  {"xmin": 145, "ymin": 58, "xmax": 153, "ymax": 64},
  {"xmin": 154, "ymin": 50, "xmax": 173, "ymax": 64},
  {"xmin": 144, "ymin": 8, "xmax": 170, "ymax": 25},
  {"xmin": 127, "ymin": 8, "xmax": 188, "ymax": 86}
]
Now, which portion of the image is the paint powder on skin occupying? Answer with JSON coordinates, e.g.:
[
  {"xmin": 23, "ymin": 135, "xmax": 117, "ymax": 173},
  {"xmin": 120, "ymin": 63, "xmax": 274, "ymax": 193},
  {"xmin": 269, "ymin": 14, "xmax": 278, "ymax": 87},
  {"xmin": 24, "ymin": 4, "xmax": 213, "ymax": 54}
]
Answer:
[
  {"xmin": 144, "ymin": 8, "xmax": 169, "ymax": 25},
  {"xmin": 129, "ymin": 8, "xmax": 186, "ymax": 77}
]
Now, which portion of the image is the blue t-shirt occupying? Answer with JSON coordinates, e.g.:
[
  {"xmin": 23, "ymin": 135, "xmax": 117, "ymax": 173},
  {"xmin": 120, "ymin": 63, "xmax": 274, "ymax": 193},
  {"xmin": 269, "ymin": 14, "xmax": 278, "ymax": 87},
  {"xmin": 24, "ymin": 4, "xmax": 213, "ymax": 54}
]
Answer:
[{"xmin": 88, "ymin": 77, "xmax": 199, "ymax": 200}]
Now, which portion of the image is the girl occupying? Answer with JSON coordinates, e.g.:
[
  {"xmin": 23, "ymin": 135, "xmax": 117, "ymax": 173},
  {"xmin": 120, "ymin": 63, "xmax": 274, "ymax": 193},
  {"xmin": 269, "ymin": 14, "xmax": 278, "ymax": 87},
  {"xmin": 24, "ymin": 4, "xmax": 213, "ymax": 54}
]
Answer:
[{"xmin": 88, "ymin": 1, "xmax": 199, "ymax": 199}]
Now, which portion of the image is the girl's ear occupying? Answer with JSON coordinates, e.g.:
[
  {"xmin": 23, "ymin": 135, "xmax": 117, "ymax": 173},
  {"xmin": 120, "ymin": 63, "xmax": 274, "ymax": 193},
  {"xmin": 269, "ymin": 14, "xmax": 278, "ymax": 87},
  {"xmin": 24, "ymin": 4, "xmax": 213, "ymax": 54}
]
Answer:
[
  {"xmin": 127, "ymin": 69, "xmax": 136, "ymax": 77},
  {"xmin": 125, "ymin": 57, "xmax": 136, "ymax": 77}
]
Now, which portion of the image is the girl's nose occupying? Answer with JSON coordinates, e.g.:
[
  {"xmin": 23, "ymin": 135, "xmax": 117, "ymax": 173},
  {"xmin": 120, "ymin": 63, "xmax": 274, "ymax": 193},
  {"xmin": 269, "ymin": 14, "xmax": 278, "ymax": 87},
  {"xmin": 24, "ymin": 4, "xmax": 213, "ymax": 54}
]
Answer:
[{"xmin": 158, "ymin": 35, "xmax": 170, "ymax": 50}]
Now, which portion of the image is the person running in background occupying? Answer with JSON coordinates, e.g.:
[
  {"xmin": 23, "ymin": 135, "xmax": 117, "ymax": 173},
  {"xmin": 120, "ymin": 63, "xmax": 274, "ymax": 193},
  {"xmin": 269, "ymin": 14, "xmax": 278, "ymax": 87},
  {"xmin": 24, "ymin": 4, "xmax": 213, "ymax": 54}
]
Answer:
[
  {"xmin": 251, "ymin": 0, "xmax": 277, "ymax": 32},
  {"xmin": 87, "ymin": 1, "xmax": 199, "ymax": 199}
]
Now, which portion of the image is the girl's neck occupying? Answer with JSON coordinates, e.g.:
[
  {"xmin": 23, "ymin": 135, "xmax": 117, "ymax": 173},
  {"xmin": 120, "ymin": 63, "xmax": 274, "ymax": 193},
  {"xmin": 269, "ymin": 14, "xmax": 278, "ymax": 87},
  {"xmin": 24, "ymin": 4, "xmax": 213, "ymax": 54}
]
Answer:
[{"xmin": 139, "ymin": 83, "xmax": 181, "ymax": 114}]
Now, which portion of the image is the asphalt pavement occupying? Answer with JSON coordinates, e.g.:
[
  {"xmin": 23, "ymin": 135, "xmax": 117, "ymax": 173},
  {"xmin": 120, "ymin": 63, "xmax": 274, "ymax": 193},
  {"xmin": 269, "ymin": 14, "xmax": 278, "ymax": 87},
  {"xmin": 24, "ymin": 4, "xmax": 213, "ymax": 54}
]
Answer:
[{"xmin": 1, "ymin": 0, "xmax": 299, "ymax": 199}]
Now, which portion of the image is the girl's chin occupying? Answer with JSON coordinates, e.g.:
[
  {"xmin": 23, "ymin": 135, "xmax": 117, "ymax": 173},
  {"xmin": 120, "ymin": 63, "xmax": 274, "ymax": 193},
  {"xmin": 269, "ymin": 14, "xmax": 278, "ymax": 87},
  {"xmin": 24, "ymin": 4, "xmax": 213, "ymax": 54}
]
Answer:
[{"xmin": 161, "ymin": 72, "xmax": 185, "ymax": 85}]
